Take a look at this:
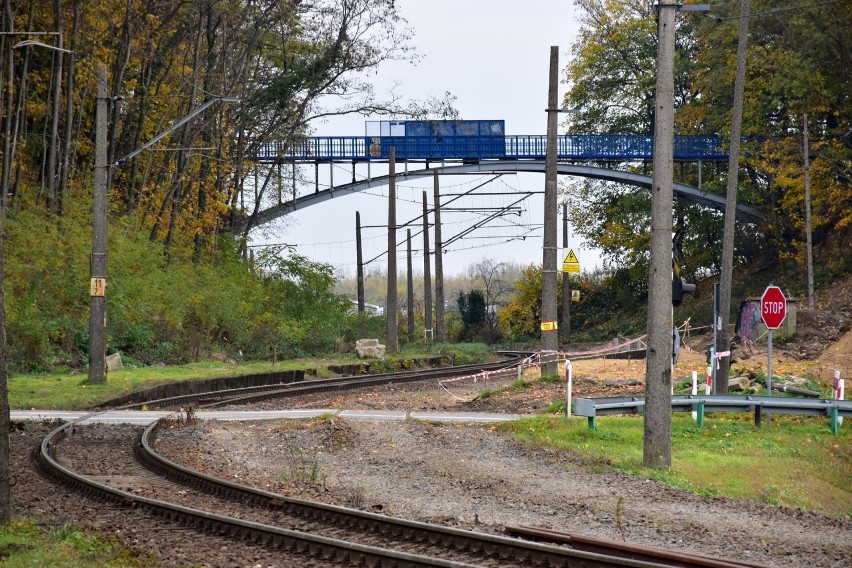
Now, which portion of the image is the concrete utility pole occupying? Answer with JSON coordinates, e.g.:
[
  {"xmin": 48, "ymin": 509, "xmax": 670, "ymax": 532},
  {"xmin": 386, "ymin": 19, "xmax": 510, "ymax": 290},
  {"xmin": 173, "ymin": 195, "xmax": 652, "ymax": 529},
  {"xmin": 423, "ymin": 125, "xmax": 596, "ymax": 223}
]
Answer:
[
  {"xmin": 356, "ymin": 211, "xmax": 365, "ymax": 312},
  {"xmin": 716, "ymin": 0, "xmax": 751, "ymax": 394},
  {"xmin": 643, "ymin": 1, "xmax": 678, "ymax": 468},
  {"xmin": 407, "ymin": 229, "xmax": 415, "ymax": 343},
  {"xmin": 561, "ymin": 203, "xmax": 571, "ymax": 343},
  {"xmin": 433, "ymin": 170, "xmax": 446, "ymax": 343},
  {"xmin": 386, "ymin": 147, "xmax": 398, "ymax": 351},
  {"xmin": 89, "ymin": 64, "xmax": 108, "ymax": 384},
  {"xmin": 422, "ymin": 191, "xmax": 433, "ymax": 341},
  {"xmin": 803, "ymin": 115, "xmax": 814, "ymax": 309},
  {"xmin": 541, "ymin": 46, "xmax": 559, "ymax": 375}
]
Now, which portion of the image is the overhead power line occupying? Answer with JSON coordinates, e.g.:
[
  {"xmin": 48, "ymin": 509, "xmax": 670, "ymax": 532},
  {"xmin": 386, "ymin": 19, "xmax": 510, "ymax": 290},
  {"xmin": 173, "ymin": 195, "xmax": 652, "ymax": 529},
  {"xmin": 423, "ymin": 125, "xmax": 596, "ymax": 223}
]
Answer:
[{"xmin": 713, "ymin": 0, "xmax": 843, "ymax": 21}]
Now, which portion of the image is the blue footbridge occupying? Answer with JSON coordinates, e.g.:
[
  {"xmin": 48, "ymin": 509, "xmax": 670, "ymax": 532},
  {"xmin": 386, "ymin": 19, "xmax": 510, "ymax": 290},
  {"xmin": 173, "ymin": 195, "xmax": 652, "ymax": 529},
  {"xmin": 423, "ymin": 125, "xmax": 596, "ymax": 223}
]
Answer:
[{"xmin": 241, "ymin": 120, "xmax": 763, "ymax": 233}]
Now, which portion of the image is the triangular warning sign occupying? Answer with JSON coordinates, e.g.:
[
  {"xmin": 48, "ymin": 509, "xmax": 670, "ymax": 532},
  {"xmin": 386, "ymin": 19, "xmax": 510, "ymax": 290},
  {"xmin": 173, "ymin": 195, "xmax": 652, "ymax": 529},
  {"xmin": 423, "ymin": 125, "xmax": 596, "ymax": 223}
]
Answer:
[{"xmin": 563, "ymin": 249, "xmax": 579, "ymax": 264}]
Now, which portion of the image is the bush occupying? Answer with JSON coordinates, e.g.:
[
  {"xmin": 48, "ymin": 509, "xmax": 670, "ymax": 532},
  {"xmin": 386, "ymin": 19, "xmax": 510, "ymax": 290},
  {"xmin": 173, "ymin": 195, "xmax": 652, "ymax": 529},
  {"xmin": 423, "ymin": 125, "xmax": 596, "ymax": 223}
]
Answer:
[{"xmin": 4, "ymin": 197, "xmax": 354, "ymax": 372}]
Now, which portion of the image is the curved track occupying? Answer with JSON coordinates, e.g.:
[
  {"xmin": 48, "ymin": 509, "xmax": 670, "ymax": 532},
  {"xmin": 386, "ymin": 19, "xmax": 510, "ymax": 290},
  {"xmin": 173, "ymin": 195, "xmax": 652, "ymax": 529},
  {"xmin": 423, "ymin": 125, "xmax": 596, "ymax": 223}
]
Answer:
[
  {"xmin": 39, "ymin": 419, "xmax": 675, "ymax": 567},
  {"xmin": 37, "ymin": 358, "xmax": 768, "ymax": 567}
]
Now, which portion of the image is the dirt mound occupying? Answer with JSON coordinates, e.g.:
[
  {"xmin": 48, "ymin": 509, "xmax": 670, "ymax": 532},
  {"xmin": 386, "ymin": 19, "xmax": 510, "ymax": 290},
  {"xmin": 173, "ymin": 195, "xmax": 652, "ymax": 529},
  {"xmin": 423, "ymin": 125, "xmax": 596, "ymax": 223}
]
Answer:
[
  {"xmin": 806, "ymin": 328, "xmax": 852, "ymax": 386},
  {"xmin": 783, "ymin": 308, "xmax": 851, "ymax": 360}
]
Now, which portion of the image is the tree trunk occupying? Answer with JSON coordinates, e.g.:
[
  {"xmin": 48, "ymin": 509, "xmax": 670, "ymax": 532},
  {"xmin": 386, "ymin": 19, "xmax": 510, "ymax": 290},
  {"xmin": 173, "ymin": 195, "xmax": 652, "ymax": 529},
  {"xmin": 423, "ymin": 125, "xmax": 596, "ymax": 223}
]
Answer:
[
  {"xmin": 46, "ymin": 0, "xmax": 64, "ymax": 214},
  {"xmin": 165, "ymin": 9, "xmax": 205, "ymax": 251},
  {"xmin": 107, "ymin": 0, "xmax": 133, "ymax": 189},
  {"xmin": 58, "ymin": 1, "xmax": 80, "ymax": 215},
  {"xmin": 194, "ymin": 2, "xmax": 220, "ymax": 261},
  {"xmin": 716, "ymin": 0, "xmax": 750, "ymax": 395},
  {"xmin": 7, "ymin": 2, "xmax": 36, "ymax": 206}
]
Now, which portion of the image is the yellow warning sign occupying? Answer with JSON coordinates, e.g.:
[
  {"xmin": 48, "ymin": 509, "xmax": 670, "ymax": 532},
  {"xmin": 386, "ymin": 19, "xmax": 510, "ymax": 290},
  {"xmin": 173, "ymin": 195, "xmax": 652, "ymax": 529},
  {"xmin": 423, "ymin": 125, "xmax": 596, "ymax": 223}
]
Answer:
[
  {"xmin": 562, "ymin": 249, "xmax": 580, "ymax": 273},
  {"xmin": 571, "ymin": 289, "xmax": 580, "ymax": 302},
  {"xmin": 540, "ymin": 320, "xmax": 558, "ymax": 331}
]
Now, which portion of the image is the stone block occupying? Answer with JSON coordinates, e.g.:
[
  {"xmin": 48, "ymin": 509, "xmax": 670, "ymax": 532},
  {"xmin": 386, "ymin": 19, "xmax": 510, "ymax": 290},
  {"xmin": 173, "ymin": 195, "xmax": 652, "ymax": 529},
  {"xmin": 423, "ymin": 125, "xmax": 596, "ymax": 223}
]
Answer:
[
  {"xmin": 106, "ymin": 352, "xmax": 124, "ymax": 372},
  {"xmin": 355, "ymin": 338, "xmax": 385, "ymax": 359}
]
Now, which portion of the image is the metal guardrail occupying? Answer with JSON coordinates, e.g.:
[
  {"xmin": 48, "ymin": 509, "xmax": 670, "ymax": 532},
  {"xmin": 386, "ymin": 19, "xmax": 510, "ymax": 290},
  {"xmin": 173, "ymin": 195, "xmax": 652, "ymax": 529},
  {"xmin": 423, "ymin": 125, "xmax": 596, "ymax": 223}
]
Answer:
[{"xmin": 574, "ymin": 395, "xmax": 851, "ymax": 434}]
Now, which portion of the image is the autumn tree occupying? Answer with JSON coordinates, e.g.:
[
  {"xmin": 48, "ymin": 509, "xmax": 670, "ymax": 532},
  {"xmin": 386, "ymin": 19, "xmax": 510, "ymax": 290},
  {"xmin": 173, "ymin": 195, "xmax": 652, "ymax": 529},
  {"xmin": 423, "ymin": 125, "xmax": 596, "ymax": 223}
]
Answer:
[
  {"xmin": 564, "ymin": 0, "xmax": 851, "ymax": 315},
  {"xmin": 690, "ymin": 0, "xmax": 851, "ymax": 269},
  {"xmin": 467, "ymin": 258, "xmax": 515, "ymax": 343},
  {"xmin": 456, "ymin": 289, "xmax": 486, "ymax": 342},
  {"xmin": 1, "ymin": 0, "xmax": 453, "ymax": 262},
  {"xmin": 562, "ymin": 0, "xmax": 727, "ymax": 291},
  {"xmin": 499, "ymin": 264, "xmax": 544, "ymax": 341}
]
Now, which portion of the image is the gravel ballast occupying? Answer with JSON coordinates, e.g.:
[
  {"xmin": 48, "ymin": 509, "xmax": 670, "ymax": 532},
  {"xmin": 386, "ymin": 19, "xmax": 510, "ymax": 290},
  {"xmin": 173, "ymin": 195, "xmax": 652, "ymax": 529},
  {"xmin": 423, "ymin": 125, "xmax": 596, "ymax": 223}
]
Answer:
[{"xmin": 154, "ymin": 417, "xmax": 851, "ymax": 568}]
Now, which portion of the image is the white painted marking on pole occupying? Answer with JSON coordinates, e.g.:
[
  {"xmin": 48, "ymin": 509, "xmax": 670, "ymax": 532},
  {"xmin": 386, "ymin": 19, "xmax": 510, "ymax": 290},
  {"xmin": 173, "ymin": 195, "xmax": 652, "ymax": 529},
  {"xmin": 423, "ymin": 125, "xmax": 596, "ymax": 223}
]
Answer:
[
  {"xmin": 566, "ymin": 359, "xmax": 573, "ymax": 418},
  {"xmin": 691, "ymin": 371, "xmax": 698, "ymax": 421}
]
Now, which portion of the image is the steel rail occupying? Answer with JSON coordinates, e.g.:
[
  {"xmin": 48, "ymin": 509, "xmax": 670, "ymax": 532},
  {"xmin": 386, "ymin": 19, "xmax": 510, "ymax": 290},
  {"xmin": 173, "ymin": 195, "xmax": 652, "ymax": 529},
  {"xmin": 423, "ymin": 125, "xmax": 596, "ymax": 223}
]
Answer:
[
  {"xmin": 115, "ymin": 357, "xmax": 528, "ymax": 411},
  {"xmin": 504, "ymin": 525, "xmax": 766, "ymax": 568},
  {"xmin": 139, "ymin": 420, "xmax": 669, "ymax": 567},
  {"xmin": 37, "ymin": 419, "xmax": 477, "ymax": 568},
  {"xmin": 38, "ymin": 417, "xmax": 673, "ymax": 567},
  {"xmin": 198, "ymin": 359, "xmax": 525, "ymax": 409}
]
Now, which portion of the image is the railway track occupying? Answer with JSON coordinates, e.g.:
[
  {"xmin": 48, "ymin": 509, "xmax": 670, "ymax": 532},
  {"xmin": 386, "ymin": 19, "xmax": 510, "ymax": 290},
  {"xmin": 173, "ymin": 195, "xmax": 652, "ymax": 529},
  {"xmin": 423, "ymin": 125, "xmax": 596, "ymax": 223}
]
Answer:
[
  {"xmin": 38, "ymin": 357, "xmax": 771, "ymax": 567},
  {"xmin": 39, "ymin": 417, "xmax": 710, "ymax": 567},
  {"xmin": 504, "ymin": 526, "xmax": 765, "ymax": 568},
  {"xmin": 114, "ymin": 356, "xmax": 530, "ymax": 412}
]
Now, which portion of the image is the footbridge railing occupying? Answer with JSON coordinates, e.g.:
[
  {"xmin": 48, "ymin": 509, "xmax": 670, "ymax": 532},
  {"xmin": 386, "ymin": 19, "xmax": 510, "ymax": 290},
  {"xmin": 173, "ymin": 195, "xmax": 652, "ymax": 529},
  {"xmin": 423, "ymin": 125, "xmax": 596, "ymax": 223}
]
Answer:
[{"xmin": 253, "ymin": 134, "xmax": 728, "ymax": 163}]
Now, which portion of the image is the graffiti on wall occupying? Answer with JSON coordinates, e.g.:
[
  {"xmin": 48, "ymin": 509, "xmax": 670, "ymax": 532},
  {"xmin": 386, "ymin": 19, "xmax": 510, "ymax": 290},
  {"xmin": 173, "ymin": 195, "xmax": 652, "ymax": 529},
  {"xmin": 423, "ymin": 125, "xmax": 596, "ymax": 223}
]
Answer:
[{"xmin": 737, "ymin": 301, "xmax": 760, "ymax": 341}]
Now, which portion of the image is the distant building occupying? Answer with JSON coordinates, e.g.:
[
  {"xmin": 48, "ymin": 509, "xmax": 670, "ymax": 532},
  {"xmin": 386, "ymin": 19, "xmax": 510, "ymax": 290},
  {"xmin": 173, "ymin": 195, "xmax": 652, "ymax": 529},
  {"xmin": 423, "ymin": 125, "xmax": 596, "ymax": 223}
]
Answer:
[{"xmin": 349, "ymin": 299, "xmax": 384, "ymax": 316}]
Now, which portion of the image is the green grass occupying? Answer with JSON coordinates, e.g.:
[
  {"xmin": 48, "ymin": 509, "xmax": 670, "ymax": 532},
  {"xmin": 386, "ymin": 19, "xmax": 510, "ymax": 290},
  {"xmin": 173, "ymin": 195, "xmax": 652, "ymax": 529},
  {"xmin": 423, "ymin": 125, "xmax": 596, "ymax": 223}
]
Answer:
[
  {"xmin": 0, "ymin": 518, "xmax": 152, "ymax": 567},
  {"xmin": 478, "ymin": 388, "xmax": 496, "ymax": 400},
  {"xmin": 9, "ymin": 359, "xmax": 308, "ymax": 410},
  {"xmin": 9, "ymin": 344, "xmax": 493, "ymax": 410},
  {"xmin": 538, "ymin": 373, "xmax": 563, "ymax": 384},
  {"xmin": 501, "ymin": 413, "xmax": 852, "ymax": 516}
]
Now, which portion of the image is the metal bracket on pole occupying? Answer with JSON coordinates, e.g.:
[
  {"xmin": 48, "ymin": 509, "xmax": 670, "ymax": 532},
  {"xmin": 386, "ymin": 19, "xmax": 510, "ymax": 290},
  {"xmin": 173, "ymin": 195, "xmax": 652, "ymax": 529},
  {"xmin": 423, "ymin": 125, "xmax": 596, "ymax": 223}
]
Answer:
[
  {"xmin": 114, "ymin": 97, "xmax": 240, "ymax": 166},
  {"xmin": 652, "ymin": 3, "xmax": 710, "ymax": 12}
]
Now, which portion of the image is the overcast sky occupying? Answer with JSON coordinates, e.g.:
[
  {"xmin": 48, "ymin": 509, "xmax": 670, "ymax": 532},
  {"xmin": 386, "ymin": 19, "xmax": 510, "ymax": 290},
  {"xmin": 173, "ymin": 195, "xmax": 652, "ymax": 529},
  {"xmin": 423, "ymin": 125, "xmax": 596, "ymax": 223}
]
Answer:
[{"xmin": 253, "ymin": 1, "xmax": 595, "ymax": 278}]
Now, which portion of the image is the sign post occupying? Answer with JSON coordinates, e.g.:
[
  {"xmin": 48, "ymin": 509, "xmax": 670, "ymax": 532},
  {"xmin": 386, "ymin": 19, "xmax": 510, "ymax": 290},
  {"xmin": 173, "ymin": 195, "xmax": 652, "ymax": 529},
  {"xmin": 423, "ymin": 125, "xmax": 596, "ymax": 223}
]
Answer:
[{"xmin": 761, "ymin": 285, "xmax": 787, "ymax": 398}]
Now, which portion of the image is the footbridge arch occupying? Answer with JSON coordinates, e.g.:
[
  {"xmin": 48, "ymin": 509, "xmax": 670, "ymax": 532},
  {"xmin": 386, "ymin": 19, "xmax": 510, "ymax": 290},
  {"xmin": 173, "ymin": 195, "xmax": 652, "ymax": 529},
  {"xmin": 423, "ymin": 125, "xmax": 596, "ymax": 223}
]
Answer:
[{"xmin": 243, "ymin": 160, "xmax": 763, "ymax": 232}]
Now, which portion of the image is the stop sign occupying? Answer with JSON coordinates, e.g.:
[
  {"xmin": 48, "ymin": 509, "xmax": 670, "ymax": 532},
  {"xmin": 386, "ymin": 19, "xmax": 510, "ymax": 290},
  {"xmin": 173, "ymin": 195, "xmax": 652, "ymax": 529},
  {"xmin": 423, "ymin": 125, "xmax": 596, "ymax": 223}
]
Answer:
[{"xmin": 761, "ymin": 285, "xmax": 787, "ymax": 330}]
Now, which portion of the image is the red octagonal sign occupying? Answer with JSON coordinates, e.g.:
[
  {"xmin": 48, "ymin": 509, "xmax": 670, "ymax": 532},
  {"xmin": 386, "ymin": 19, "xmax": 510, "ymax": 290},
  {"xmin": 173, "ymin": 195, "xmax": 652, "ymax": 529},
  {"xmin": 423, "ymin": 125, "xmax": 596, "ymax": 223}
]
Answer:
[{"xmin": 761, "ymin": 285, "xmax": 787, "ymax": 330}]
